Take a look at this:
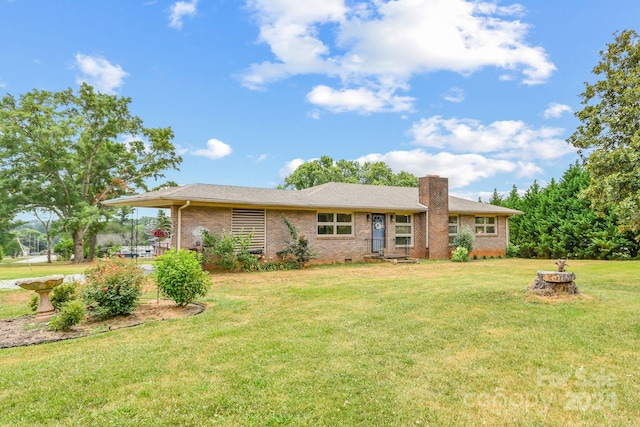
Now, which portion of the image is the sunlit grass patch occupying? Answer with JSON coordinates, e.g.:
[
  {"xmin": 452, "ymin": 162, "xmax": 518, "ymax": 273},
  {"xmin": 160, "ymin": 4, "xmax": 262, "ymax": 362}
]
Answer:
[{"xmin": 1, "ymin": 259, "xmax": 639, "ymax": 425}]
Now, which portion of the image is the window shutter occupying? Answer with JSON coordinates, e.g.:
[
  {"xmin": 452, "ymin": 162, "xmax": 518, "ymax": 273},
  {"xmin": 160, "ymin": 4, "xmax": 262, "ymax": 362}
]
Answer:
[{"xmin": 232, "ymin": 209, "xmax": 265, "ymax": 251}]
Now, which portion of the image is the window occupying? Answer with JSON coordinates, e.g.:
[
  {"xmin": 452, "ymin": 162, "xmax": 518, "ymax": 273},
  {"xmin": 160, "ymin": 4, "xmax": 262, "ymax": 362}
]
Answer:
[
  {"xmin": 475, "ymin": 216, "xmax": 496, "ymax": 234},
  {"xmin": 448, "ymin": 215, "xmax": 459, "ymax": 245},
  {"xmin": 395, "ymin": 214, "xmax": 413, "ymax": 246},
  {"xmin": 317, "ymin": 212, "xmax": 353, "ymax": 236}
]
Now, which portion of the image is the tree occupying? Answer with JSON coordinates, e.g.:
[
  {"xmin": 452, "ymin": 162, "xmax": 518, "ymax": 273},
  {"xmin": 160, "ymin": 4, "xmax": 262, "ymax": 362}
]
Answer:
[
  {"xmin": 488, "ymin": 188, "xmax": 503, "ymax": 206},
  {"xmin": 0, "ymin": 84, "xmax": 181, "ymax": 262},
  {"xmin": 568, "ymin": 29, "xmax": 640, "ymax": 239},
  {"xmin": 500, "ymin": 164, "xmax": 638, "ymax": 259},
  {"xmin": 280, "ymin": 156, "xmax": 418, "ymax": 189},
  {"xmin": 32, "ymin": 208, "xmax": 58, "ymax": 263},
  {"xmin": 0, "ymin": 191, "xmax": 21, "ymax": 257}
]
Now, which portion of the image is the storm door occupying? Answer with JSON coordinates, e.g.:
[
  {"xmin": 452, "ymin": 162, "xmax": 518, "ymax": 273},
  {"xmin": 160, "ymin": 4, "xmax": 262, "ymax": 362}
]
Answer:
[{"xmin": 372, "ymin": 213, "xmax": 386, "ymax": 254}]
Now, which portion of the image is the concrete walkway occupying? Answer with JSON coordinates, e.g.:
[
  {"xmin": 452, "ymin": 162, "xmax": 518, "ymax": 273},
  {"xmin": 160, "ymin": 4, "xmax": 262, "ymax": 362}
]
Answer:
[{"xmin": 13, "ymin": 255, "xmax": 58, "ymax": 264}]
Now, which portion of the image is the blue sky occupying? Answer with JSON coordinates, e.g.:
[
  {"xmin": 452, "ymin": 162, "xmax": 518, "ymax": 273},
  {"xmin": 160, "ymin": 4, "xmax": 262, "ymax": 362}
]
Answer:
[{"xmin": 2, "ymin": 0, "xmax": 639, "ymax": 201}]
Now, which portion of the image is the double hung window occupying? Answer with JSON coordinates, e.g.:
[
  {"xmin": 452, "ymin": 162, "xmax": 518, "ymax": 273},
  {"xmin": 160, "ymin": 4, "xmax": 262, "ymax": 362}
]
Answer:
[
  {"xmin": 475, "ymin": 216, "xmax": 496, "ymax": 234},
  {"xmin": 317, "ymin": 213, "xmax": 353, "ymax": 236},
  {"xmin": 448, "ymin": 215, "xmax": 459, "ymax": 245},
  {"xmin": 395, "ymin": 214, "xmax": 413, "ymax": 246}
]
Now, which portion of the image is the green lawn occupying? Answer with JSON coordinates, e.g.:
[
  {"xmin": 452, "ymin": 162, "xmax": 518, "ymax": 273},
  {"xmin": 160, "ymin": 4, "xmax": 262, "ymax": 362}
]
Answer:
[
  {"xmin": 1, "ymin": 259, "xmax": 639, "ymax": 426},
  {"xmin": 0, "ymin": 258, "xmax": 87, "ymax": 281}
]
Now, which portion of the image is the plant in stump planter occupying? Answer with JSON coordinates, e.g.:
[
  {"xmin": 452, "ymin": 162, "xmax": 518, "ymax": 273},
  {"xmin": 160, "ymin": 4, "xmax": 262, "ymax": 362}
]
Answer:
[{"xmin": 154, "ymin": 249, "xmax": 210, "ymax": 306}]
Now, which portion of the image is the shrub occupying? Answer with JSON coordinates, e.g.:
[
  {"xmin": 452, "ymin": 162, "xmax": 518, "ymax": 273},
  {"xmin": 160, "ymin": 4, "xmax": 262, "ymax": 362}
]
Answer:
[
  {"xmin": 28, "ymin": 281, "xmax": 79, "ymax": 313},
  {"xmin": 277, "ymin": 215, "xmax": 316, "ymax": 268},
  {"xmin": 51, "ymin": 281, "xmax": 78, "ymax": 310},
  {"xmin": 28, "ymin": 294, "xmax": 39, "ymax": 312},
  {"xmin": 202, "ymin": 231, "xmax": 237, "ymax": 270},
  {"xmin": 451, "ymin": 246, "xmax": 469, "ymax": 262},
  {"xmin": 237, "ymin": 250, "xmax": 261, "ymax": 272},
  {"xmin": 506, "ymin": 244, "xmax": 519, "ymax": 258},
  {"xmin": 452, "ymin": 225, "xmax": 475, "ymax": 253},
  {"xmin": 0, "ymin": 245, "xmax": 4, "ymax": 261},
  {"xmin": 154, "ymin": 249, "xmax": 210, "ymax": 306},
  {"xmin": 47, "ymin": 300, "xmax": 85, "ymax": 331},
  {"xmin": 202, "ymin": 230, "xmax": 257, "ymax": 272},
  {"xmin": 82, "ymin": 258, "xmax": 145, "ymax": 319},
  {"xmin": 53, "ymin": 239, "xmax": 74, "ymax": 261}
]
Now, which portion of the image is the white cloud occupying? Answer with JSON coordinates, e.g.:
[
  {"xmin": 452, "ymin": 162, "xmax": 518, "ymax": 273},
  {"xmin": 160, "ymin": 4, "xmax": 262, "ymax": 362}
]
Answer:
[
  {"xmin": 192, "ymin": 138, "xmax": 233, "ymax": 160},
  {"xmin": 279, "ymin": 158, "xmax": 306, "ymax": 179},
  {"xmin": 408, "ymin": 116, "xmax": 575, "ymax": 160},
  {"xmin": 442, "ymin": 87, "xmax": 465, "ymax": 103},
  {"xmin": 307, "ymin": 109, "xmax": 322, "ymax": 120},
  {"xmin": 278, "ymin": 109, "xmax": 577, "ymax": 189},
  {"xmin": 174, "ymin": 144, "xmax": 189, "ymax": 156},
  {"xmin": 74, "ymin": 54, "xmax": 128, "ymax": 93},
  {"xmin": 281, "ymin": 148, "xmax": 540, "ymax": 190},
  {"xmin": 168, "ymin": 0, "xmax": 198, "ymax": 30},
  {"xmin": 357, "ymin": 149, "xmax": 525, "ymax": 188},
  {"xmin": 243, "ymin": 0, "xmax": 555, "ymax": 113},
  {"xmin": 248, "ymin": 153, "xmax": 268, "ymax": 162},
  {"xmin": 543, "ymin": 102, "xmax": 572, "ymax": 119},
  {"xmin": 306, "ymin": 84, "xmax": 414, "ymax": 114},
  {"xmin": 0, "ymin": 78, "xmax": 5, "ymax": 89}
]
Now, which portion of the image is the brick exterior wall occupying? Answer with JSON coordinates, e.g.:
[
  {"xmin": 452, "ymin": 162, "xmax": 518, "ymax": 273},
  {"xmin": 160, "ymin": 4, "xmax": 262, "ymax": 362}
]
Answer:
[
  {"xmin": 419, "ymin": 175, "xmax": 450, "ymax": 259},
  {"xmin": 408, "ymin": 211, "xmax": 428, "ymax": 259},
  {"xmin": 457, "ymin": 215, "xmax": 510, "ymax": 258},
  {"xmin": 168, "ymin": 177, "xmax": 512, "ymax": 263},
  {"xmin": 173, "ymin": 206, "xmax": 430, "ymax": 263}
]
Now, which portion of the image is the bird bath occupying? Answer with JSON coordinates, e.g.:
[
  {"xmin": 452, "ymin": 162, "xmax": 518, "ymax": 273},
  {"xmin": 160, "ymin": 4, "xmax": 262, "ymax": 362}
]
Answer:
[{"xmin": 15, "ymin": 275, "xmax": 64, "ymax": 323}]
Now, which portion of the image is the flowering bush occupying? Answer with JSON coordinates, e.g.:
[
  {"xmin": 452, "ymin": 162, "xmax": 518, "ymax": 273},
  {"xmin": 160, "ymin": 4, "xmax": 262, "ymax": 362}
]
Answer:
[
  {"xmin": 154, "ymin": 249, "xmax": 210, "ymax": 306},
  {"xmin": 82, "ymin": 258, "xmax": 145, "ymax": 319}
]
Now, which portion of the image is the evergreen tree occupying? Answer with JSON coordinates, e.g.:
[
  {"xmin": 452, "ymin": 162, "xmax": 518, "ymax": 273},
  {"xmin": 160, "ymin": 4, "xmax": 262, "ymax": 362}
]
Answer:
[{"xmin": 502, "ymin": 164, "xmax": 638, "ymax": 259}]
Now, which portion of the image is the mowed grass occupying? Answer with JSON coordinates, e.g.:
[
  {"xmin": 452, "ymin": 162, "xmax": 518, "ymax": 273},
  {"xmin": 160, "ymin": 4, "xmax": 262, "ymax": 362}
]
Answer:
[
  {"xmin": 1, "ymin": 259, "xmax": 639, "ymax": 426},
  {"xmin": 0, "ymin": 258, "xmax": 87, "ymax": 281}
]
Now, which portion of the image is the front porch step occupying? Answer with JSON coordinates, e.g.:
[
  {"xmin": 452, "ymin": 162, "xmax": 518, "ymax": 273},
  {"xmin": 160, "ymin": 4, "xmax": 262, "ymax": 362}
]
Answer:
[
  {"xmin": 383, "ymin": 257, "xmax": 420, "ymax": 264},
  {"xmin": 363, "ymin": 254, "xmax": 419, "ymax": 264}
]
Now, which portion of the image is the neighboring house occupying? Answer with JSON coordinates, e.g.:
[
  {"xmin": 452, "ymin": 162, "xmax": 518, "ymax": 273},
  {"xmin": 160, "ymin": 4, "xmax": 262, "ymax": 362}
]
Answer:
[
  {"xmin": 103, "ymin": 175, "xmax": 523, "ymax": 262},
  {"xmin": 96, "ymin": 233, "xmax": 126, "ymax": 248}
]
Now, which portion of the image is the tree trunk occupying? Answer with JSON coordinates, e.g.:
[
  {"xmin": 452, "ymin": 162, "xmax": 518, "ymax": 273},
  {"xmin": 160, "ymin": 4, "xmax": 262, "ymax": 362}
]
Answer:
[
  {"xmin": 72, "ymin": 230, "xmax": 85, "ymax": 263},
  {"xmin": 46, "ymin": 238, "xmax": 52, "ymax": 263},
  {"xmin": 86, "ymin": 232, "xmax": 97, "ymax": 262}
]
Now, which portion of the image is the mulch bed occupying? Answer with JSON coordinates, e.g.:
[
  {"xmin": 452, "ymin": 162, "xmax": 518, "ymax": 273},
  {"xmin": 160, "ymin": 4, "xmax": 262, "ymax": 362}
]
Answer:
[{"xmin": 0, "ymin": 299, "xmax": 204, "ymax": 349}]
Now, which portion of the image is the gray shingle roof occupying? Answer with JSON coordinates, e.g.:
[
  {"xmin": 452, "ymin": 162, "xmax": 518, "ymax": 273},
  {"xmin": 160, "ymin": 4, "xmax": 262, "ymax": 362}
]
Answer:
[{"xmin": 103, "ymin": 182, "xmax": 523, "ymax": 215}]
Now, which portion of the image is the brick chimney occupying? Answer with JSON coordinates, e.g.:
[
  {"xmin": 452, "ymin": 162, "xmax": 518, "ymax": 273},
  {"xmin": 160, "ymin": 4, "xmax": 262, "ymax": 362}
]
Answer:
[{"xmin": 419, "ymin": 175, "xmax": 450, "ymax": 259}]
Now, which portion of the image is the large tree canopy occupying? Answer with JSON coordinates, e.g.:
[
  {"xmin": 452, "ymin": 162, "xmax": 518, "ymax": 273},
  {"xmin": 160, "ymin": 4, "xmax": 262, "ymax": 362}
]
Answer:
[
  {"xmin": 568, "ymin": 29, "xmax": 640, "ymax": 238},
  {"xmin": 280, "ymin": 156, "xmax": 418, "ymax": 190},
  {"xmin": 0, "ymin": 84, "xmax": 182, "ymax": 262}
]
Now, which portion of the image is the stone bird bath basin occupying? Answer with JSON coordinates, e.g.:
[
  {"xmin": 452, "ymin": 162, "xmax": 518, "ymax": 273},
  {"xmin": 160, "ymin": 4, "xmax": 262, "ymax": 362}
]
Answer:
[{"xmin": 15, "ymin": 275, "xmax": 64, "ymax": 323}]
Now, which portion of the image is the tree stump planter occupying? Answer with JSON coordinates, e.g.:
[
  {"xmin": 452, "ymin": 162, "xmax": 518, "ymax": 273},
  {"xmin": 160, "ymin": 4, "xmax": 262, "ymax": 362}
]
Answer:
[{"xmin": 527, "ymin": 271, "xmax": 579, "ymax": 296}]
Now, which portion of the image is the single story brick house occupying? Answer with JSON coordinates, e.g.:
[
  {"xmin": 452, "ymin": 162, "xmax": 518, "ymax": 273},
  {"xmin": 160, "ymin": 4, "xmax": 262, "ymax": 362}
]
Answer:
[{"xmin": 103, "ymin": 175, "xmax": 523, "ymax": 262}]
